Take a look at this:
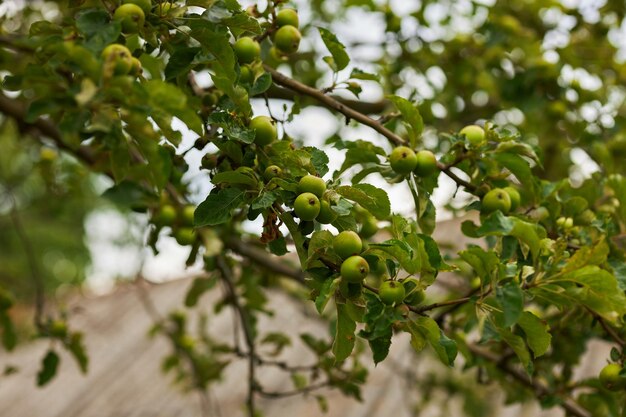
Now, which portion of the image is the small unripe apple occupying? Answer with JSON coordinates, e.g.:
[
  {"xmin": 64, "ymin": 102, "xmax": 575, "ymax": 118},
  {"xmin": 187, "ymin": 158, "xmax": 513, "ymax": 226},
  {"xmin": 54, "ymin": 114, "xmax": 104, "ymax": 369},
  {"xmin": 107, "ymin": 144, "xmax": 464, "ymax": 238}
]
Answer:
[
  {"xmin": 333, "ymin": 231, "xmax": 362, "ymax": 259},
  {"xmin": 503, "ymin": 186, "xmax": 521, "ymax": 211},
  {"xmin": 414, "ymin": 150, "xmax": 438, "ymax": 177},
  {"xmin": 154, "ymin": 204, "xmax": 177, "ymax": 226},
  {"xmin": 482, "ymin": 188, "xmax": 512, "ymax": 214},
  {"xmin": 460, "ymin": 124, "xmax": 485, "ymax": 147},
  {"xmin": 123, "ymin": 0, "xmax": 152, "ymax": 14},
  {"xmin": 233, "ymin": 37, "xmax": 261, "ymax": 64},
  {"xmin": 359, "ymin": 215, "xmax": 378, "ymax": 238},
  {"xmin": 379, "ymin": 280, "xmax": 406, "ymax": 305},
  {"xmin": 556, "ymin": 216, "xmax": 574, "ymax": 229},
  {"xmin": 101, "ymin": 44, "xmax": 133, "ymax": 75},
  {"xmin": 239, "ymin": 65, "xmax": 254, "ymax": 84},
  {"xmin": 389, "ymin": 146, "xmax": 417, "ymax": 174},
  {"xmin": 114, "ymin": 3, "xmax": 145, "ymax": 33},
  {"xmin": 317, "ymin": 200, "xmax": 337, "ymax": 224},
  {"xmin": 340, "ymin": 255, "xmax": 370, "ymax": 283},
  {"xmin": 294, "ymin": 193, "xmax": 320, "ymax": 221},
  {"xmin": 599, "ymin": 363, "xmax": 625, "ymax": 391},
  {"xmin": 263, "ymin": 165, "xmax": 282, "ymax": 181},
  {"xmin": 274, "ymin": 25, "xmax": 301, "ymax": 55},
  {"xmin": 276, "ymin": 8, "xmax": 299, "ymax": 28},
  {"xmin": 175, "ymin": 227, "xmax": 196, "ymax": 246},
  {"xmin": 181, "ymin": 205, "xmax": 195, "ymax": 227},
  {"xmin": 249, "ymin": 116, "xmax": 277, "ymax": 146},
  {"xmin": 298, "ymin": 175, "xmax": 326, "ymax": 197},
  {"xmin": 129, "ymin": 56, "xmax": 142, "ymax": 76}
]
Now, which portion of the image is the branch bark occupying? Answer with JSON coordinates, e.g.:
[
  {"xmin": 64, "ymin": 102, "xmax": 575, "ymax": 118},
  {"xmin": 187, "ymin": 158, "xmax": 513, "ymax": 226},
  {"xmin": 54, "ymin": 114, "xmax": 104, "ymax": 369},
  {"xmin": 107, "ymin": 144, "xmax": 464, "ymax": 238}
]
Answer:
[{"xmin": 264, "ymin": 65, "xmax": 406, "ymax": 146}]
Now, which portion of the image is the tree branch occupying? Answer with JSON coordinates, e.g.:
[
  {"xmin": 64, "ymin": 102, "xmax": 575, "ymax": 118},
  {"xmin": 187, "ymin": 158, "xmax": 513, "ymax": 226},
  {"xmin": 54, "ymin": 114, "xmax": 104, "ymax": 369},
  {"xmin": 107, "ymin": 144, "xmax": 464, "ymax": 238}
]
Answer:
[
  {"xmin": 468, "ymin": 344, "xmax": 591, "ymax": 417},
  {"xmin": 264, "ymin": 65, "xmax": 406, "ymax": 146},
  {"xmin": 216, "ymin": 255, "xmax": 256, "ymax": 417}
]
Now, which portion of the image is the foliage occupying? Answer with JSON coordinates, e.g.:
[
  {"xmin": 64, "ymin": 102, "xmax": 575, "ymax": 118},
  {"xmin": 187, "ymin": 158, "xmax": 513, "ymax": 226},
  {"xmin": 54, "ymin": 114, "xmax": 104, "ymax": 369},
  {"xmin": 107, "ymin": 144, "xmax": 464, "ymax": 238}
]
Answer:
[{"xmin": 1, "ymin": 1, "xmax": 626, "ymax": 416}]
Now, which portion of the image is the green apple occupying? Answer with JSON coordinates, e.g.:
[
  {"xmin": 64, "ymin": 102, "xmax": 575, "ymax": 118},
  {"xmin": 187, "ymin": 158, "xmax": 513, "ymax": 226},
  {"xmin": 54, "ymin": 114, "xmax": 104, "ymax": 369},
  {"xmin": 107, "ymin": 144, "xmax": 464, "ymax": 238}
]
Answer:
[
  {"xmin": 154, "ymin": 204, "xmax": 177, "ymax": 226},
  {"xmin": 379, "ymin": 280, "xmax": 406, "ymax": 305},
  {"xmin": 482, "ymin": 188, "xmax": 511, "ymax": 214},
  {"xmin": 233, "ymin": 37, "xmax": 261, "ymax": 64},
  {"xmin": 123, "ymin": 0, "xmax": 152, "ymax": 14},
  {"xmin": 101, "ymin": 44, "xmax": 133, "ymax": 75},
  {"xmin": 333, "ymin": 230, "xmax": 362, "ymax": 259},
  {"xmin": 249, "ymin": 116, "xmax": 277, "ymax": 146},
  {"xmin": 389, "ymin": 146, "xmax": 417, "ymax": 175},
  {"xmin": 402, "ymin": 278, "xmax": 425, "ymax": 306},
  {"xmin": 294, "ymin": 192, "xmax": 320, "ymax": 221},
  {"xmin": 503, "ymin": 186, "xmax": 521, "ymax": 211},
  {"xmin": 460, "ymin": 124, "xmax": 485, "ymax": 147},
  {"xmin": 414, "ymin": 150, "xmax": 438, "ymax": 176},
  {"xmin": 175, "ymin": 227, "xmax": 196, "ymax": 246},
  {"xmin": 298, "ymin": 175, "xmax": 326, "ymax": 197},
  {"xmin": 181, "ymin": 205, "xmax": 195, "ymax": 227},
  {"xmin": 263, "ymin": 165, "xmax": 282, "ymax": 180},
  {"xmin": 114, "ymin": 3, "xmax": 145, "ymax": 33},
  {"xmin": 340, "ymin": 255, "xmax": 370, "ymax": 283},
  {"xmin": 274, "ymin": 25, "xmax": 301, "ymax": 55},
  {"xmin": 599, "ymin": 363, "xmax": 625, "ymax": 391},
  {"xmin": 239, "ymin": 65, "xmax": 254, "ymax": 84},
  {"xmin": 359, "ymin": 215, "xmax": 377, "ymax": 238},
  {"xmin": 129, "ymin": 56, "xmax": 142, "ymax": 76},
  {"xmin": 49, "ymin": 320, "xmax": 68, "ymax": 338},
  {"xmin": 276, "ymin": 8, "xmax": 299, "ymax": 28},
  {"xmin": 317, "ymin": 200, "xmax": 337, "ymax": 224}
]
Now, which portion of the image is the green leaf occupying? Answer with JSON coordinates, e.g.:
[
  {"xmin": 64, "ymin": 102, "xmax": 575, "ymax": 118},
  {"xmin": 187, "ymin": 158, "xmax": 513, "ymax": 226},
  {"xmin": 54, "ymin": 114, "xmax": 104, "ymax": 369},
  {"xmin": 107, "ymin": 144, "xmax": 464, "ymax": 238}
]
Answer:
[
  {"xmin": 368, "ymin": 332, "xmax": 392, "ymax": 364},
  {"xmin": 164, "ymin": 47, "xmax": 201, "ymax": 80},
  {"xmin": 333, "ymin": 303, "xmax": 356, "ymax": 362},
  {"xmin": 102, "ymin": 181, "xmax": 154, "ymax": 209},
  {"xmin": 563, "ymin": 237, "xmax": 609, "ymax": 273},
  {"xmin": 306, "ymin": 147, "xmax": 330, "ymax": 177},
  {"xmin": 413, "ymin": 317, "xmax": 457, "ymax": 366},
  {"xmin": 212, "ymin": 169, "xmax": 259, "ymax": 188},
  {"xmin": 251, "ymin": 191, "xmax": 277, "ymax": 210},
  {"xmin": 388, "ymin": 96, "xmax": 424, "ymax": 146},
  {"xmin": 518, "ymin": 312, "xmax": 551, "ymax": 357},
  {"xmin": 336, "ymin": 140, "xmax": 384, "ymax": 176},
  {"xmin": 37, "ymin": 350, "xmax": 60, "ymax": 386},
  {"xmin": 459, "ymin": 247, "xmax": 499, "ymax": 285},
  {"xmin": 184, "ymin": 276, "xmax": 217, "ymax": 307},
  {"xmin": 337, "ymin": 184, "xmax": 390, "ymax": 220},
  {"xmin": 546, "ymin": 266, "xmax": 626, "ymax": 322},
  {"xmin": 493, "ymin": 152, "xmax": 534, "ymax": 188},
  {"xmin": 0, "ymin": 311, "xmax": 16, "ymax": 351},
  {"xmin": 195, "ymin": 188, "xmax": 247, "ymax": 226},
  {"xmin": 350, "ymin": 68, "xmax": 380, "ymax": 81},
  {"xmin": 66, "ymin": 332, "xmax": 88, "ymax": 373},
  {"xmin": 318, "ymin": 28, "xmax": 350, "ymax": 71},
  {"xmin": 249, "ymin": 72, "xmax": 272, "ymax": 96},
  {"xmin": 368, "ymin": 239, "xmax": 418, "ymax": 274},
  {"xmin": 497, "ymin": 326, "xmax": 533, "ymax": 374},
  {"xmin": 315, "ymin": 278, "xmax": 340, "ymax": 314},
  {"xmin": 496, "ymin": 282, "xmax": 524, "ymax": 327}
]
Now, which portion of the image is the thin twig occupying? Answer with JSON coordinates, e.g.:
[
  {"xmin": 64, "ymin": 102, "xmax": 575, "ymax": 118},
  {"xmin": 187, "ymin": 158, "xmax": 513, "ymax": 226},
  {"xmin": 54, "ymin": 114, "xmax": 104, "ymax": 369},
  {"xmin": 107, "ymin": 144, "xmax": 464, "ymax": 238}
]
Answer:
[
  {"xmin": 216, "ymin": 255, "xmax": 256, "ymax": 417},
  {"xmin": 9, "ymin": 196, "xmax": 45, "ymax": 329},
  {"xmin": 468, "ymin": 344, "xmax": 591, "ymax": 417}
]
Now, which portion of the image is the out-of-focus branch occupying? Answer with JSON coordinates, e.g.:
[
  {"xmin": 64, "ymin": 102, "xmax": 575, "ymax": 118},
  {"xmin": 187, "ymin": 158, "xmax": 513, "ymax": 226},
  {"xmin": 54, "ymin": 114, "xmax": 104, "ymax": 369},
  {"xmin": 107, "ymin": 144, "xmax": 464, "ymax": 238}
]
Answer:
[
  {"xmin": 468, "ymin": 344, "xmax": 591, "ymax": 417},
  {"xmin": 216, "ymin": 255, "xmax": 256, "ymax": 417}
]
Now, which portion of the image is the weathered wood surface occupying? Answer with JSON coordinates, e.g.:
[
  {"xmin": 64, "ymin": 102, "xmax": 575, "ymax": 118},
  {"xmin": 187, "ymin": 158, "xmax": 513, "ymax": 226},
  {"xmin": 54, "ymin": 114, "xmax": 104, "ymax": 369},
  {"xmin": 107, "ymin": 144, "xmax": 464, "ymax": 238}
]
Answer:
[{"xmin": 0, "ymin": 216, "xmax": 611, "ymax": 416}]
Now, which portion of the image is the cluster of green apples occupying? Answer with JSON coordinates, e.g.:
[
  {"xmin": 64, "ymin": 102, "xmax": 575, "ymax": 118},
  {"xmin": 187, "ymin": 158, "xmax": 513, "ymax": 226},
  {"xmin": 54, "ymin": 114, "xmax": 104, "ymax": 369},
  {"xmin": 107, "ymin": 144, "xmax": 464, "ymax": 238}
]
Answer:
[
  {"xmin": 232, "ymin": 6, "xmax": 302, "ymax": 75},
  {"xmin": 152, "ymin": 197, "xmax": 198, "ymax": 246},
  {"xmin": 388, "ymin": 146, "xmax": 438, "ymax": 177},
  {"xmin": 332, "ymin": 230, "xmax": 427, "ymax": 307}
]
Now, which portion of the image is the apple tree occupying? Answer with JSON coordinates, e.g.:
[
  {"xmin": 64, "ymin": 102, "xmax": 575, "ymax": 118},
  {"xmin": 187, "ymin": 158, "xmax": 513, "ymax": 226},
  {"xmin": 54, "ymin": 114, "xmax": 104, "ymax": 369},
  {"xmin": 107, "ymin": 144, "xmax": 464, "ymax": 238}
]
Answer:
[{"xmin": 1, "ymin": 1, "xmax": 626, "ymax": 416}]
